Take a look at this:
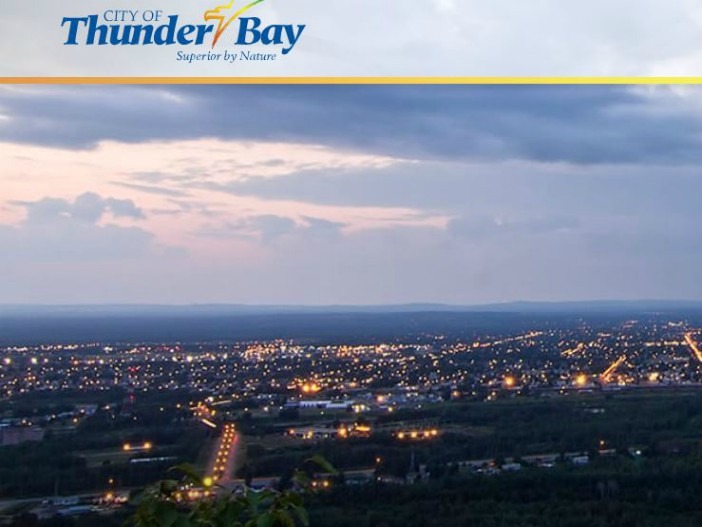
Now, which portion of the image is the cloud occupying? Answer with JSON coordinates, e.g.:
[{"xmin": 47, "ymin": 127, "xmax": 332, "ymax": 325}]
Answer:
[
  {"xmin": 3, "ymin": 85, "xmax": 702, "ymax": 166},
  {"xmin": 0, "ymin": 220, "xmax": 155, "ymax": 263},
  {"xmin": 181, "ymin": 157, "xmax": 702, "ymax": 224},
  {"xmin": 198, "ymin": 214, "xmax": 347, "ymax": 244},
  {"xmin": 1, "ymin": 86, "xmax": 702, "ymax": 304},
  {"xmin": 250, "ymin": 215, "xmax": 297, "ymax": 242},
  {"xmin": 110, "ymin": 181, "xmax": 192, "ymax": 198},
  {"xmin": 0, "ymin": 192, "xmax": 175, "ymax": 264},
  {"xmin": 448, "ymin": 215, "xmax": 580, "ymax": 241},
  {"xmin": 301, "ymin": 216, "xmax": 345, "ymax": 235},
  {"xmin": 18, "ymin": 192, "xmax": 145, "ymax": 224}
]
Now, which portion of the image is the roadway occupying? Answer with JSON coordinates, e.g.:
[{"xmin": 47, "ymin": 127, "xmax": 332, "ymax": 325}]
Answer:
[
  {"xmin": 206, "ymin": 423, "xmax": 238, "ymax": 485},
  {"xmin": 684, "ymin": 332, "xmax": 702, "ymax": 363},
  {"xmin": 601, "ymin": 354, "xmax": 627, "ymax": 383}
]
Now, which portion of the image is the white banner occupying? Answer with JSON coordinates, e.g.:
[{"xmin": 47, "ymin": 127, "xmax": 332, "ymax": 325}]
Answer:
[{"xmin": 3, "ymin": 0, "xmax": 702, "ymax": 77}]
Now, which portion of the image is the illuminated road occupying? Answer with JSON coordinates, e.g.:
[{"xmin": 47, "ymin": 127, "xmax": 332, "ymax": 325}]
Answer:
[
  {"xmin": 685, "ymin": 333, "xmax": 702, "ymax": 363},
  {"xmin": 601, "ymin": 355, "xmax": 626, "ymax": 383},
  {"xmin": 562, "ymin": 343, "xmax": 585, "ymax": 358},
  {"xmin": 206, "ymin": 423, "xmax": 238, "ymax": 485}
]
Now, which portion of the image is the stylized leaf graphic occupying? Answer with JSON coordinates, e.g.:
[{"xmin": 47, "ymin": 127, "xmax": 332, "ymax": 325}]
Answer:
[{"xmin": 204, "ymin": 0, "xmax": 267, "ymax": 47}]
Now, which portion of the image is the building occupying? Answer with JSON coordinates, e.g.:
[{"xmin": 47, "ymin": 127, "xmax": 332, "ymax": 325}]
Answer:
[
  {"xmin": 0, "ymin": 425, "xmax": 44, "ymax": 446},
  {"xmin": 291, "ymin": 399, "xmax": 355, "ymax": 410}
]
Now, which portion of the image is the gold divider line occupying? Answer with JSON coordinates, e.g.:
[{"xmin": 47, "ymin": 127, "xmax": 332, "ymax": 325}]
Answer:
[{"xmin": 4, "ymin": 76, "xmax": 702, "ymax": 85}]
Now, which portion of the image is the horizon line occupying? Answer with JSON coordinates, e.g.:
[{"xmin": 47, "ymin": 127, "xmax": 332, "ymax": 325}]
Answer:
[{"xmin": 1, "ymin": 299, "xmax": 701, "ymax": 308}]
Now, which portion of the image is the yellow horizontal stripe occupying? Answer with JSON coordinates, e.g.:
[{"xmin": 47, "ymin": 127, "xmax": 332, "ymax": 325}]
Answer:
[{"xmin": 3, "ymin": 76, "xmax": 702, "ymax": 85}]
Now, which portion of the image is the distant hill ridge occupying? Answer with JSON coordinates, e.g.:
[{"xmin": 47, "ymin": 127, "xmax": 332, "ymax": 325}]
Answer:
[{"xmin": 1, "ymin": 299, "xmax": 701, "ymax": 317}]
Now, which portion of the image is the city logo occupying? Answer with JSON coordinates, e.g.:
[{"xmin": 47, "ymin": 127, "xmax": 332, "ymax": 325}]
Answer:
[
  {"xmin": 61, "ymin": 0, "xmax": 306, "ymax": 55},
  {"xmin": 204, "ymin": 0, "xmax": 266, "ymax": 47}
]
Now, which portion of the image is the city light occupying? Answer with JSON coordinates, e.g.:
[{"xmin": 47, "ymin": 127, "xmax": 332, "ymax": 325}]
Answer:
[
  {"xmin": 396, "ymin": 429, "xmax": 440, "ymax": 441},
  {"xmin": 301, "ymin": 382, "xmax": 321, "ymax": 394}
]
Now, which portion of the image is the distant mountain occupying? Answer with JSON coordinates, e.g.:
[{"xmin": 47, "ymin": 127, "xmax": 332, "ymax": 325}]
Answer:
[
  {"xmin": 0, "ymin": 300, "xmax": 700, "ymax": 345},
  {"xmin": 464, "ymin": 300, "xmax": 702, "ymax": 313},
  {"xmin": 0, "ymin": 299, "xmax": 701, "ymax": 317}
]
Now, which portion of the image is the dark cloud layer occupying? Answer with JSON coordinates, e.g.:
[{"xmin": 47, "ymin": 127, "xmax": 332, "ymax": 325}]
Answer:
[
  {"xmin": 187, "ymin": 161, "xmax": 702, "ymax": 219},
  {"xmin": 2, "ymin": 85, "xmax": 701, "ymax": 165}
]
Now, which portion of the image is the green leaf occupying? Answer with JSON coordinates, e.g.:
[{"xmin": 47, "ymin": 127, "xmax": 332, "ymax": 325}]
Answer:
[
  {"xmin": 293, "ymin": 506, "xmax": 309, "ymax": 526},
  {"xmin": 159, "ymin": 479, "xmax": 180, "ymax": 496},
  {"xmin": 306, "ymin": 455, "xmax": 337, "ymax": 475},
  {"xmin": 168, "ymin": 463, "xmax": 207, "ymax": 487},
  {"xmin": 174, "ymin": 515, "xmax": 192, "ymax": 527},
  {"xmin": 283, "ymin": 492, "xmax": 303, "ymax": 507},
  {"xmin": 154, "ymin": 502, "xmax": 179, "ymax": 527},
  {"xmin": 292, "ymin": 470, "xmax": 310, "ymax": 487},
  {"xmin": 256, "ymin": 512, "xmax": 275, "ymax": 527},
  {"xmin": 274, "ymin": 510, "xmax": 295, "ymax": 527}
]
